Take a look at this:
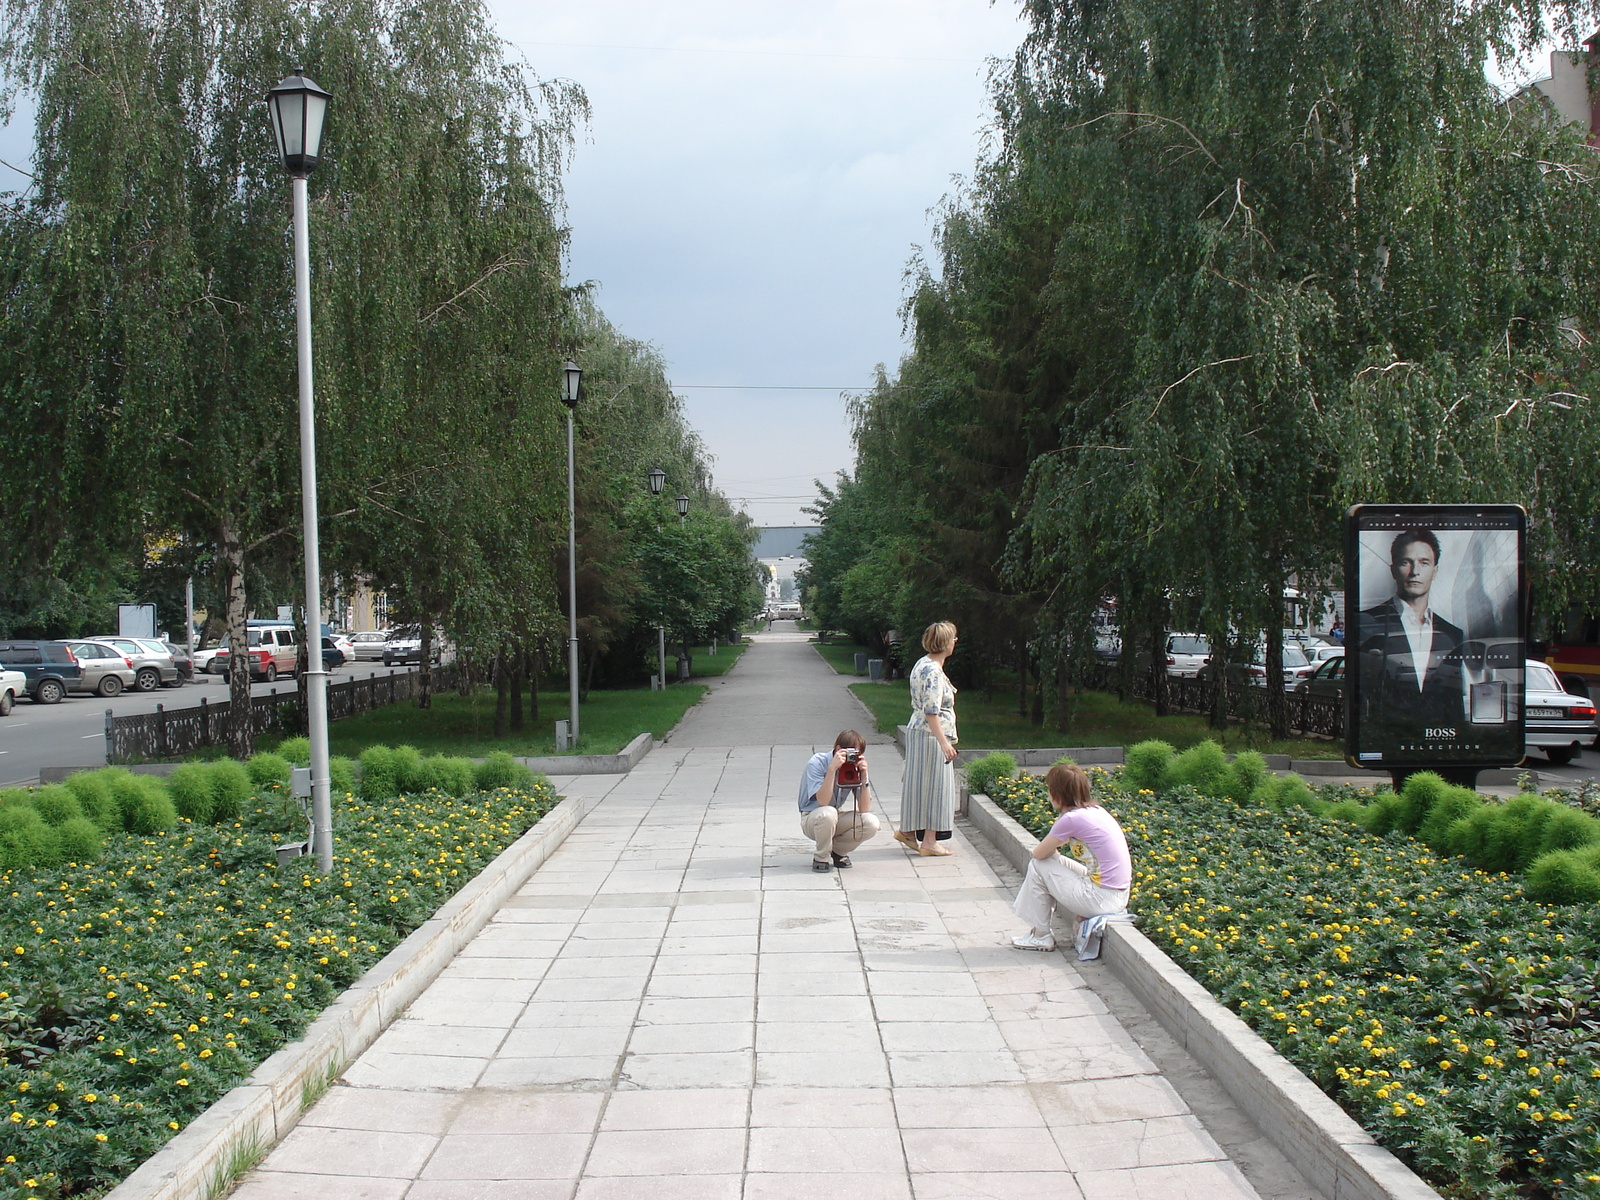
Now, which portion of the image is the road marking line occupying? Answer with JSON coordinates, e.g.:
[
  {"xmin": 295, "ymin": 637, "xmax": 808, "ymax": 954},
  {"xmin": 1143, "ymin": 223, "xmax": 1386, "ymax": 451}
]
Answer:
[{"xmin": 81, "ymin": 733, "xmax": 102, "ymax": 739}]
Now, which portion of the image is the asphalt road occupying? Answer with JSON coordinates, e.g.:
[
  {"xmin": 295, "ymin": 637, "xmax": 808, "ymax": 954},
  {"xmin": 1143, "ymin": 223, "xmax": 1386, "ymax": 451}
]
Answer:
[{"xmin": 0, "ymin": 661, "xmax": 413, "ymax": 787}]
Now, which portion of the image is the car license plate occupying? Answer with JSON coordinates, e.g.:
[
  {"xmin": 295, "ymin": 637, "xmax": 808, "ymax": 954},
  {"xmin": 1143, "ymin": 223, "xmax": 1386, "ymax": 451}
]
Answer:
[{"xmin": 1527, "ymin": 707, "xmax": 1563, "ymax": 719}]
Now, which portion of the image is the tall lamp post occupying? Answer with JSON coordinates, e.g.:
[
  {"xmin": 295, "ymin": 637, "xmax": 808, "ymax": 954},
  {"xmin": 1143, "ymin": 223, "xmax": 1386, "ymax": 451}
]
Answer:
[
  {"xmin": 267, "ymin": 72, "xmax": 334, "ymax": 872},
  {"xmin": 646, "ymin": 469, "xmax": 669, "ymax": 689},
  {"xmin": 562, "ymin": 361, "xmax": 582, "ymax": 745}
]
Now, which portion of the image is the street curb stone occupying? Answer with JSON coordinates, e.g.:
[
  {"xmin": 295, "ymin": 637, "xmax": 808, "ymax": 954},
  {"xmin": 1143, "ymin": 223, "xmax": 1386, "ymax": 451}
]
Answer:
[
  {"xmin": 515, "ymin": 730, "xmax": 655, "ymax": 775},
  {"xmin": 102, "ymin": 789, "xmax": 598, "ymax": 1200},
  {"xmin": 964, "ymin": 790, "xmax": 1441, "ymax": 1200}
]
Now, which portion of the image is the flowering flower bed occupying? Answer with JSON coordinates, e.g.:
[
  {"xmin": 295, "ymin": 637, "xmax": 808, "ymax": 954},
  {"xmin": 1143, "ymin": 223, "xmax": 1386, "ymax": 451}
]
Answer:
[
  {"xmin": 0, "ymin": 777, "xmax": 558, "ymax": 1198},
  {"xmin": 986, "ymin": 772, "xmax": 1600, "ymax": 1199}
]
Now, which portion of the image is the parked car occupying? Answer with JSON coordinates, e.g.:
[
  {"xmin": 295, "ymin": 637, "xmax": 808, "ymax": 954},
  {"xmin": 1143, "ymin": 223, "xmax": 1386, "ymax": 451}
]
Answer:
[
  {"xmin": 85, "ymin": 637, "xmax": 180, "ymax": 691},
  {"xmin": 64, "ymin": 641, "xmax": 139, "ymax": 697},
  {"xmin": 163, "ymin": 642, "xmax": 195, "ymax": 682},
  {"xmin": 1295, "ymin": 653, "xmax": 1345, "ymax": 701},
  {"xmin": 1200, "ymin": 643, "xmax": 1314, "ymax": 691},
  {"xmin": 0, "ymin": 640, "xmax": 83, "ymax": 704},
  {"xmin": 1305, "ymin": 642, "xmax": 1345, "ymax": 667},
  {"xmin": 1163, "ymin": 633, "xmax": 1210, "ymax": 678},
  {"xmin": 0, "ymin": 668, "xmax": 23, "ymax": 715},
  {"xmin": 382, "ymin": 627, "xmax": 428, "ymax": 666},
  {"xmin": 348, "ymin": 631, "xmax": 389, "ymax": 662},
  {"xmin": 1524, "ymin": 659, "xmax": 1598, "ymax": 765},
  {"xmin": 326, "ymin": 632, "xmax": 355, "ymax": 662},
  {"xmin": 321, "ymin": 636, "xmax": 346, "ymax": 670},
  {"xmin": 209, "ymin": 625, "xmax": 298, "ymax": 681}
]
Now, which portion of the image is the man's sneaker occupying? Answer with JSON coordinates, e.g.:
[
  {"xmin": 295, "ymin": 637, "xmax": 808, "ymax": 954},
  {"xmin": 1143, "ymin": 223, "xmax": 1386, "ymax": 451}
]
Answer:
[
  {"xmin": 812, "ymin": 858, "xmax": 832, "ymax": 872},
  {"xmin": 1011, "ymin": 928, "xmax": 1056, "ymax": 952},
  {"xmin": 831, "ymin": 853, "xmax": 852, "ymax": 869}
]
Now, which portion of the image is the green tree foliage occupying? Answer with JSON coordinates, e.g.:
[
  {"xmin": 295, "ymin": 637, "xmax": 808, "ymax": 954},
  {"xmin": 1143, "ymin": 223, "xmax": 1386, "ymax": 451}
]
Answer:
[{"xmin": 803, "ymin": 0, "xmax": 1600, "ymax": 737}]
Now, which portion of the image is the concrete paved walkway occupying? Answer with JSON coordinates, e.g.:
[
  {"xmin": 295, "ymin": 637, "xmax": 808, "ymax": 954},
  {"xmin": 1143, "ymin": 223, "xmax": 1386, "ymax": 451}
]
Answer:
[{"xmin": 231, "ymin": 631, "xmax": 1262, "ymax": 1199}]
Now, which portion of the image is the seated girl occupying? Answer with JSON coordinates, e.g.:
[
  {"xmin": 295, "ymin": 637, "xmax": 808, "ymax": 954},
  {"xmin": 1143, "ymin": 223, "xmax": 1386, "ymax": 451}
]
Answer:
[{"xmin": 1011, "ymin": 763, "xmax": 1131, "ymax": 951}]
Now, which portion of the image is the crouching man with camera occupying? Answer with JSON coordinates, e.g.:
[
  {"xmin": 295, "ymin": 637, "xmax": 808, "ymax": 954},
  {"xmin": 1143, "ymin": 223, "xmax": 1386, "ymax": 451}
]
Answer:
[{"xmin": 798, "ymin": 730, "xmax": 881, "ymax": 872}]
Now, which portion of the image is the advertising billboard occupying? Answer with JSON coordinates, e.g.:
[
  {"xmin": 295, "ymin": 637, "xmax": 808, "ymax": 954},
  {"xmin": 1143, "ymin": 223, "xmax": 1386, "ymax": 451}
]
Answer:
[{"xmin": 1345, "ymin": 504, "xmax": 1525, "ymax": 770}]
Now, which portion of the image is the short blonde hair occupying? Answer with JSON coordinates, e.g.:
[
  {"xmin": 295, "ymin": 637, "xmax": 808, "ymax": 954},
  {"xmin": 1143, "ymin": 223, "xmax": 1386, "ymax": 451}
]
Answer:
[{"xmin": 922, "ymin": 621, "xmax": 957, "ymax": 654}]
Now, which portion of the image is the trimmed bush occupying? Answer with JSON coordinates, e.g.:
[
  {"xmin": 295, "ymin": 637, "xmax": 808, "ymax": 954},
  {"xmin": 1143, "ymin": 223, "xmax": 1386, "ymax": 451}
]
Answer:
[
  {"xmin": 424, "ymin": 756, "xmax": 478, "ymax": 795},
  {"xmin": 329, "ymin": 756, "xmax": 357, "ymax": 796},
  {"xmin": 247, "ymin": 752, "xmax": 292, "ymax": 786},
  {"xmin": 475, "ymin": 751, "xmax": 534, "ymax": 792},
  {"xmin": 1396, "ymin": 771, "xmax": 1450, "ymax": 835},
  {"xmin": 1363, "ymin": 792, "xmax": 1406, "ymax": 836},
  {"xmin": 276, "ymin": 736, "xmax": 311, "ymax": 766},
  {"xmin": 55, "ymin": 816, "xmax": 102, "ymax": 862},
  {"xmin": 1121, "ymin": 740, "xmax": 1175, "ymax": 794},
  {"xmin": 0, "ymin": 788, "xmax": 31, "ymax": 809},
  {"xmin": 391, "ymin": 745, "xmax": 427, "ymax": 794},
  {"xmin": 0, "ymin": 806, "xmax": 61, "ymax": 869},
  {"xmin": 27, "ymin": 785, "xmax": 83, "ymax": 827},
  {"xmin": 112, "ymin": 773, "xmax": 178, "ymax": 835},
  {"xmin": 1447, "ymin": 808, "xmax": 1495, "ymax": 859},
  {"xmin": 1051, "ymin": 753, "xmax": 1077, "ymax": 766},
  {"xmin": 62, "ymin": 770, "xmax": 121, "ymax": 832},
  {"xmin": 1223, "ymin": 751, "xmax": 1270, "ymax": 804},
  {"xmin": 1524, "ymin": 849, "xmax": 1600, "ymax": 905},
  {"xmin": 964, "ymin": 752, "xmax": 1018, "ymax": 799},
  {"xmin": 1169, "ymin": 740, "xmax": 1228, "ymax": 797},
  {"xmin": 166, "ymin": 764, "xmax": 216, "ymax": 823},
  {"xmin": 1272, "ymin": 774, "xmax": 1316, "ymax": 812},
  {"xmin": 208, "ymin": 760, "xmax": 253, "ymax": 822},
  {"xmin": 1328, "ymin": 799, "xmax": 1366, "ymax": 824},
  {"xmin": 1537, "ymin": 805, "xmax": 1600, "ymax": 857},
  {"xmin": 1417, "ymin": 786, "xmax": 1483, "ymax": 851},
  {"xmin": 360, "ymin": 746, "xmax": 399, "ymax": 801}
]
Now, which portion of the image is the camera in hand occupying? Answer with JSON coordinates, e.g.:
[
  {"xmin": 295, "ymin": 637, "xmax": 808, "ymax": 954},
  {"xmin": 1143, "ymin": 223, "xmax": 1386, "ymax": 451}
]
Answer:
[{"xmin": 837, "ymin": 749, "xmax": 865, "ymax": 789}]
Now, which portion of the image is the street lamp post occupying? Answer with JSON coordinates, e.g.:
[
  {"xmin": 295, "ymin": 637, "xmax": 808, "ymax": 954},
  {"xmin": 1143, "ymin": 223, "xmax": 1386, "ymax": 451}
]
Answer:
[
  {"xmin": 646, "ymin": 468, "xmax": 668, "ymax": 690},
  {"xmin": 266, "ymin": 71, "xmax": 333, "ymax": 872},
  {"xmin": 562, "ymin": 361, "xmax": 582, "ymax": 745}
]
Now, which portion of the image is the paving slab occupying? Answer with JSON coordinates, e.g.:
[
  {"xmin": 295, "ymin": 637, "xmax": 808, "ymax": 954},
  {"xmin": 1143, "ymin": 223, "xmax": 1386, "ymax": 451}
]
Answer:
[{"xmin": 228, "ymin": 632, "xmax": 1297, "ymax": 1200}]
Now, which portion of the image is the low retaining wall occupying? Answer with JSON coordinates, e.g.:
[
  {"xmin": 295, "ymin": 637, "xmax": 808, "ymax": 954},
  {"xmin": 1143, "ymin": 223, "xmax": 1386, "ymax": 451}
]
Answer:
[
  {"xmin": 105, "ymin": 790, "xmax": 599, "ymax": 1200},
  {"xmin": 517, "ymin": 731, "xmax": 654, "ymax": 776},
  {"xmin": 892, "ymin": 726, "xmax": 1125, "ymax": 767},
  {"xmin": 964, "ymin": 791, "xmax": 1440, "ymax": 1200}
]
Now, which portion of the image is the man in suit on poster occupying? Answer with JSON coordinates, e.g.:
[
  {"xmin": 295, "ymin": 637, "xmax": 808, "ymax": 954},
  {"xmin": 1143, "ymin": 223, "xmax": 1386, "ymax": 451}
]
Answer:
[{"xmin": 1356, "ymin": 528, "xmax": 1467, "ymax": 741}]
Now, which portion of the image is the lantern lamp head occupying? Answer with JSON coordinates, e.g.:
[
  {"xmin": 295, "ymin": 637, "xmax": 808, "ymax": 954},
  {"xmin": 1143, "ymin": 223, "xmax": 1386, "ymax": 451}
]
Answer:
[
  {"xmin": 562, "ymin": 360, "xmax": 582, "ymax": 408},
  {"xmin": 648, "ymin": 468, "xmax": 667, "ymax": 496},
  {"xmin": 675, "ymin": 494, "xmax": 690, "ymax": 518},
  {"xmin": 267, "ymin": 72, "xmax": 332, "ymax": 178}
]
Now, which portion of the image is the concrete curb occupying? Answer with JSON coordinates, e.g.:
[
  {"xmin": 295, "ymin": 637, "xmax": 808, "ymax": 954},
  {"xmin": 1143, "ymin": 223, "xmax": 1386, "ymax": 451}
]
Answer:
[
  {"xmin": 516, "ymin": 731, "xmax": 654, "ymax": 776},
  {"xmin": 891, "ymin": 725, "xmax": 1127, "ymax": 767},
  {"xmin": 964, "ymin": 790, "xmax": 1441, "ymax": 1200},
  {"xmin": 104, "ymin": 790, "xmax": 599, "ymax": 1200}
]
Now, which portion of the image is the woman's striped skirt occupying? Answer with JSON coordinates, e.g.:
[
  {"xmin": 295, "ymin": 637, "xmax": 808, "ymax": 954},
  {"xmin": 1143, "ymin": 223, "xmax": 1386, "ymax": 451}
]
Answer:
[{"xmin": 901, "ymin": 722, "xmax": 955, "ymax": 834}]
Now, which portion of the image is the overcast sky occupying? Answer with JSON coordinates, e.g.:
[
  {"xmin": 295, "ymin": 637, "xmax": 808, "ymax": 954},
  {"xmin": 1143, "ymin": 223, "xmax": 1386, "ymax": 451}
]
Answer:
[{"xmin": 489, "ymin": 0, "xmax": 1030, "ymax": 526}]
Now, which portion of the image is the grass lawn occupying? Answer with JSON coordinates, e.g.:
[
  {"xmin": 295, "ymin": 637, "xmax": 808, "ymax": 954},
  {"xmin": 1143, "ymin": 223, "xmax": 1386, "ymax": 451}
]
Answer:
[
  {"xmin": 814, "ymin": 640, "xmax": 876, "ymax": 675},
  {"xmin": 848, "ymin": 677, "xmax": 1342, "ymax": 758}
]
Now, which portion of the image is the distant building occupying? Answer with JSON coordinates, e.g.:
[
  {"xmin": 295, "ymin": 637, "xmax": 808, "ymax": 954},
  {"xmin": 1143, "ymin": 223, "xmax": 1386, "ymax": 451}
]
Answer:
[
  {"xmin": 754, "ymin": 526, "xmax": 814, "ymax": 609},
  {"xmin": 1512, "ymin": 38, "xmax": 1600, "ymax": 142}
]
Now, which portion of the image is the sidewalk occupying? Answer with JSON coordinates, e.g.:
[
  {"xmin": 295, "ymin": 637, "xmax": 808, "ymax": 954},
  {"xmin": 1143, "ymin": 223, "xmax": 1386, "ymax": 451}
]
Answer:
[{"xmin": 230, "ymin": 634, "xmax": 1264, "ymax": 1199}]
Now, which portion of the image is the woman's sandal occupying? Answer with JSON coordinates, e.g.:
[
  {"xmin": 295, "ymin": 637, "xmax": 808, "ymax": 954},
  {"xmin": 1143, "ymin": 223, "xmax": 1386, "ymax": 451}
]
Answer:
[
  {"xmin": 918, "ymin": 844, "xmax": 954, "ymax": 856},
  {"xmin": 893, "ymin": 829, "xmax": 919, "ymax": 848}
]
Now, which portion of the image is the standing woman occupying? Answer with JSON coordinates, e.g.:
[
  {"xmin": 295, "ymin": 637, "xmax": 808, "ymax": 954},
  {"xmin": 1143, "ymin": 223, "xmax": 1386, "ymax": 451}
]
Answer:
[{"xmin": 897, "ymin": 621, "xmax": 959, "ymax": 856}]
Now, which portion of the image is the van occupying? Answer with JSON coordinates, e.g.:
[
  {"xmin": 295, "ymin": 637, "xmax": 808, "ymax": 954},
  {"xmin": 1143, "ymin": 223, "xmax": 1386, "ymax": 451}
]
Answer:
[{"xmin": 208, "ymin": 625, "xmax": 298, "ymax": 681}]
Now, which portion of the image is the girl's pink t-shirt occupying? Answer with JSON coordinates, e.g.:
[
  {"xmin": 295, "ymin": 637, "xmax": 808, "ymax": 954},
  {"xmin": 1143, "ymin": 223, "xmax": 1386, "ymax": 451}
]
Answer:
[{"xmin": 1047, "ymin": 805, "xmax": 1132, "ymax": 890}]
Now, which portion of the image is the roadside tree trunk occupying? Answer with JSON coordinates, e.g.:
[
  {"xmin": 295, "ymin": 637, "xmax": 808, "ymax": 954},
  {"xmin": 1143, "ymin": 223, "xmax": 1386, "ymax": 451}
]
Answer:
[
  {"xmin": 1151, "ymin": 621, "xmax": 1170, "ymax": 718},
  {"xmin": 418, "ymin": 623, "xmax": 434, "ymax": 709},
  {"xmin": 510, "ymin": 644, "xmax": 525, "ymax": 732},
  {"xmin": 219, "ymin": 521, "xmax": 253, "ymax": 759},
  {"xmin": 493, "ymin": 650, "xmax": 508, "ymax": 739},
  {"xmin": 528, "ymin": 650, "xmax": 541, "ymax": 722},
  {"xmin": 1265, "ymin": 593, "xmax": 1290, "ymax": 740}
]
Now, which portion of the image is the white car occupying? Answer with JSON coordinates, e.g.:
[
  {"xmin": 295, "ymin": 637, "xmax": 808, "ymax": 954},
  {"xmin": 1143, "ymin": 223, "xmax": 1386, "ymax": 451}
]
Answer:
[
  {"xmin": 0, "ymin": 668, "xmax": 22, "ymax": 716},
  {"xmin": 1164, "ymin": 633, "xmax": 1210, "ymax": 678},
  {"xmin": 1524, "ymin": 659, "xmax": 1598, "ymax": 765},
  {"xmin": 348, "ymin": 631, "xmax": 390, "ymax": 662}
]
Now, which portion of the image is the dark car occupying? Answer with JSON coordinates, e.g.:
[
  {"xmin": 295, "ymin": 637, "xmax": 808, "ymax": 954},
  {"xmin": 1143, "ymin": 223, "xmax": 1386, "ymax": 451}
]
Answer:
[
  {"xmin": 0, "ymin": 640, "xmax": 85, "ymax": 704},
  {"xmin": 321, "ymin": 636, "xmax": 346, "ymax": 671}
]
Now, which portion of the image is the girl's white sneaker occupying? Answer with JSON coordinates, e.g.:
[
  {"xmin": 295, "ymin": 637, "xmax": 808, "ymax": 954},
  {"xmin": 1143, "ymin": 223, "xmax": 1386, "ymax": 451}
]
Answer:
[{"xmin": 1011, "ymin": 928, "xmax": 1056, "ymax": 952}]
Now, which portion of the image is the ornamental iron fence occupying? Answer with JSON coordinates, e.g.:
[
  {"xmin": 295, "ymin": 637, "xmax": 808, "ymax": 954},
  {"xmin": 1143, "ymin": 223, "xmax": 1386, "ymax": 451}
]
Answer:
[
  {"xmin": 105, "ymin": 665, "xmax": 460, "ymax": 764},
  {"xmin": 1085, "ymin": 664, "xmax": 1342, "ymax": 740}
]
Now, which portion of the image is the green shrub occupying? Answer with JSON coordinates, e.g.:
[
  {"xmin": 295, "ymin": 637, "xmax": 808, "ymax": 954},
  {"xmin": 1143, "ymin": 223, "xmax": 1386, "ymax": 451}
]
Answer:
[
  {"xmin": 208, "ymin": 760, "xmax": 253, "ymax": 822},
  {"xmin": 28, "ymin": 785, "xmax": 83, "ymax": 827},
  {"xmin": 1448, "ymin": 807, "xmax": 1496, "ymax": 859},
  {"xmin": 1051, "ymin": 753, "xmax": 1077, "ymax": 766},
  {"xmin": 475, "ymin": 751, "xmax": 534, "ymax": 792},
  {"xmin": 0, "ymin": 788, "xmax": 30, "ymax": 809},
  {"xmin": 1417, "ymin": 786, "xmax": 1484, "ymax": 851},
  {"xmin": 276, "ymin": 736, "xmax": 311, "ymax": 766},
  {"xmin": 1493, "ymin": 797, "xmax": 1553, "ymax": 872},
  {"xmin": 1169, "ymin": 740, "xmax": 1229, "ymax": 797},
  {"xmin": 246, "ymin": 752, "xmax": 292, "ymax": 786},
  {"xmin": 329, "ymin": 756, "xmax": 357, "ymax": 796},
  {"xmin": 422, "ymin": 756, "xmax": 478, "ymax": 795},
  {"xmin": 166, "ymin": 764, "xmax": 216, "ymax": 823},
  {"xmin": 111, "ymin": 773, "xmax": 178, "ymax": 835},
  {"xmin": 0, "ymin": 806, "xmax": 61, "ymax": 869},
  {"xmin": 964, "ymin": 752, "xmax": 1018, "ymax": 799},
  {"xmin": 1121, "ymin": 740, "xmax": 1176, "ymax": 794},
  {"xmin": 1537, "ymin": 805, "xmax": 1600, "ymax": 857},
  {"xmin": 360, "ymin": 746, "xmax": 399, "ymax": 801},
  {"xmin": 55, "ymin": 816, "xmax": 102, "ymax": 862},
  {"xmin": 1524, "ymin": 849, "xmax": 1600, "ymax": 905},
  {"xmin": 391, "ymin": 745, "xmax": 426, "ymax": 794},
  {"xmin": 1363, "ymin": 792, "xmax": 1406, "ymax": 836},
  {"xmin": 1396, "ymin": 771, "xmax": 1450, "ymax": 835},
  {"xmin": 1327, "ymin": 799, "xmax": 1367, "ymax": 824},
  {"xmin": 1273, "ymin": 774, "xmax": 1316, "ymax": 812},
  {"xmin": 1223, "ymin": 751, "xmax": 1270, "ymax": 804},
  {"xmin": 62, "ymin": 770, "xmax": 121, "ymax": 831}
]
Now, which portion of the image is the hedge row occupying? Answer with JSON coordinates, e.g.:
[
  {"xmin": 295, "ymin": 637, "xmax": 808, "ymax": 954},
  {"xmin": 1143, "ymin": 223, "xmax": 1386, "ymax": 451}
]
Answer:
[{"xmin": 1120, "ymin": 739, "xmax": 1600, "ymax": 904}]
